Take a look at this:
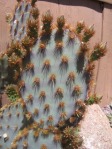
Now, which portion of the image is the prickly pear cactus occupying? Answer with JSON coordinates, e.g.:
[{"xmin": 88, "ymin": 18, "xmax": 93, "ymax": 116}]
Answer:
[
  {"xmin": 11, "ymin": 128, "xmax": 62, "ymax": 149},
  {"xmin": 0, "ymin": 54, "xmax": 8, "ymax": 90},
  {"xmin": 10, "ymin": 0, "xmax": 31, "ymax": 40},
  {"xmin": 0, "ymin": 0, "xmax": 107, "ymax": 148},
  {"xmin": 6, "ymin": 84, "xmax": 20, "ymax": 102},
  {"xmin": 0, "ymin": 102, "xmax": 24, "ymax": 149},
  {"xmin": 21, "ymin": 28, "xmax": 87, "ymax": 128}
]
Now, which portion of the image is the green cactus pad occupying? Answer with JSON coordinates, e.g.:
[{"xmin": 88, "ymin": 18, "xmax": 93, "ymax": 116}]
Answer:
[
  {"xmin": 11, "ymin": 128, "xmax": 62, "ymax": 149},
  {"xmin": 21, "ymin": 29, "xmax": 88, "ymax": 128},
  {"xmin": 10, "ymin": 1, "xmax": 31, "ymax": 41},
  {"xmin": 0, "ymin": 103, "xmax": 24, "ymax": 149}
]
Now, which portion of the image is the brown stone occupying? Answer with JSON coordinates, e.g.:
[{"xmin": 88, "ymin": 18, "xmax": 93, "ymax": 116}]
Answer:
[{"xmin": 80, "ymin": 104, "xmax": 112, "ymax": 149}]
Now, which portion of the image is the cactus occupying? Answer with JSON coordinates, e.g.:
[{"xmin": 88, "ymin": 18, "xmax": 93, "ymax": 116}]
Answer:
[
  {"xmin": 82, "ymin": 25, "xmax": 95, "ymax": 42},
  {"xmin": 20, "ymin": 22, "xmax": 88, "ymax": 128},
  {"xmin": 10, "ymin": 0, "xmax": 31, "ymax": 40},
  {"xmin": 61, "ymin": 127, "xmax": 83, "ymax": 149},
  {"xmin": 30, "ymin": 7, "xmax": 40, "ymax": 20},
  {"xmin": 0, "ymin": 54, "xmax": 8, "ymax": 90},
  {"xmin": 90, "ymin": 43, "xmax": 107, "ymax": 61},
  {"xmin": 76, "ymin": 21, "xmax": 85, "ymax": 34},
  {"xmin": 31, "ymin": 0, "xmax": 37, "ymax": 7},
  {"xmin": 85, "ymin": 94, "xmax": 102, "ymax": 105},
  {"xmin": 57, "ymin": 16, "xmax": 65, "ymax": 32},
  {"xmin": 41, "ymin": 10, "xmax": 53, "ymax": 35},
  {"xmin": 5, "ymin": 84, "xmax": 20, "ymax": 102},
  {"xmin": 0, "ymin": 102, "xmax": 25, "ymax": 149},
  {"xmin": 17, "ymin": 0, "xmax": 21, "ymax": 2},
  {"xmin": 11, "ymin": 128, "xmax": 62, "ymax": 149},
  {"xmin": 6, "ymin": 13, "xmax": 13, "ymax": 24},
  {"xmin": 26, "ymin": 19, "xmax": 39, "ymax": 39},
  {"xmin": 0, "ymin": 0, "xmax": 107, "ymax": 148}
]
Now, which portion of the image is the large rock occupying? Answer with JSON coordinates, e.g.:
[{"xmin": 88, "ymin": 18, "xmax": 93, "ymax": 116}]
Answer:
[
  {"xmin": 102, "ymin": 105, "xmax": 112, "ymax": 127},
  {"xmin": 80, "ymin": 104, "xmax": 112, "ymax": 149}
]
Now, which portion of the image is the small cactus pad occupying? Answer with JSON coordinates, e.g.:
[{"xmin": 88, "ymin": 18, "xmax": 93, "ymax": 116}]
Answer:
[
  {"xmin": 0, "ymin": 103, "xmax": 24, "ymax": 149},
  {"xmin": 10, "ymin": 1, "xmax": 31, "ymax": 40}
]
